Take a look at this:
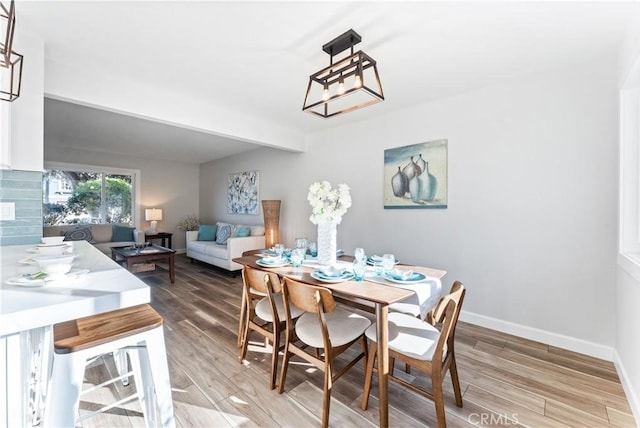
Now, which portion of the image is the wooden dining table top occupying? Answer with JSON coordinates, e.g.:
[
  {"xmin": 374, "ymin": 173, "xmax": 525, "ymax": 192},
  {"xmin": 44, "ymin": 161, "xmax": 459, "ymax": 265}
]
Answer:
[{"xmin": 232, "ymin": 254, "xmax": 447, "ymax": 306}]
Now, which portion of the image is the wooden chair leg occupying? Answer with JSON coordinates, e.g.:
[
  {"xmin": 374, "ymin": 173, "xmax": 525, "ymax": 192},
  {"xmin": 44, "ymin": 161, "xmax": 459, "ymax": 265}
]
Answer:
[
  {"xmin": 449, "ymin": 353, "xmax": 463, "ymax": 407},
  {"xmin": 361, "ymin": 341, "xmax": 377, "ymax": 410},
  {"xmin": 239, "ymin": 319, "xmax": 251, "ymax": 363},
  {"xmin": 322, "ymin": 359, "xmax": 333, "ymax": 428},
  {"xmin": 432, "ymin": 372, "xmax": 447, "ymax": 428},
  {"xmin": 278, "ymin": 339, "xmax": 291, "ymax": 394},
  {"xmin": 269, "ymin": 330, "xmax": 280, "ymax": 390},
  {"xmin": 237, "ymin": 292, "xmax": 247, "ymax": 348}
]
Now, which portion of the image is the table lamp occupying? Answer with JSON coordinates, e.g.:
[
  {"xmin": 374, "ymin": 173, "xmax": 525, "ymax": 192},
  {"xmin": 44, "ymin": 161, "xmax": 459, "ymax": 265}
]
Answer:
[{"xmin": 145, "ymin": 208, "xmax": 163, "ymax": 235}]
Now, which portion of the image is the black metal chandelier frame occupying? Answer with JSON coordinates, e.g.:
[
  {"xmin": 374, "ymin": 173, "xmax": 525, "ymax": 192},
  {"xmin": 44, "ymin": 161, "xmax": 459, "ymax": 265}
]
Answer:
[
  {"xmin": 303, "ymin": 29, "xmax": 384, "ymax": 118},
  {"xmin": 0, "ymin": 0, "xmax": 22, "ymax": 102}
]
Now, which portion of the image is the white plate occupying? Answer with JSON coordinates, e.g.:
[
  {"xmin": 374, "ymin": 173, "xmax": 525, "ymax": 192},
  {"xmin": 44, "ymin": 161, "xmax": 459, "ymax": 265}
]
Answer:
[
  {"xmin": 5, "ymin": 275, "xmax": 46, "ymax": 287},
  {"xmin": 18, "ymin": 257, "xmax": 37, "ymax": 265},
  {"xmin": 311, "ymin": 270, "xmax": 354, "ymax": 283},
  {"xmin": 5, "ymin": 269, "xmax": 90, "ymax": 287},
  {"xmin": 383, "ymin": 271, "xmax": 427, "ymax": 284},
  {"xmin": 256, "ymin": 258, "xmax": 289, "ymax": 268},
  {"xmin": 366, "ymin": 256, "xmax": 399, "ymax": 266},
  {"xmin": 26, "ymin": 244, "xmax": 73, "ymax": 254}
]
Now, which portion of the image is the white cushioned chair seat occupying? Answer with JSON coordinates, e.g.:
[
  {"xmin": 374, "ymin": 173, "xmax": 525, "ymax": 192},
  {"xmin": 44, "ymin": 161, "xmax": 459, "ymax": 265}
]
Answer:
[
  {"xmin": 255, "ymin": 293, "xmax": 303, "ymax": 322},
  {"xmin": 365, "ymin": 312, "xmax": 441, "ymax": 361},
  {"xmin": 296, "ymin": 308, "xmax": 371, "ymax": 349}
]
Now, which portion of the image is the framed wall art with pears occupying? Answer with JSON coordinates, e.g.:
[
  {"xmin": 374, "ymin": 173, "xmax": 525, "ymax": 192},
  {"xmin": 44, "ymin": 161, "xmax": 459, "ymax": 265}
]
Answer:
[{"xmin": 384, "ymin": 139, "xmax": 448, "ymax": 209}]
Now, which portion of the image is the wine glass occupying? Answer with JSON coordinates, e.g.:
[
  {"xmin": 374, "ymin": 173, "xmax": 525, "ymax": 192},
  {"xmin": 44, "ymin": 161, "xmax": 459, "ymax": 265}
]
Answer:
[
  {"xmin": 382, "ymin": 254, "xmax": 395, "ymax": 273},
  {"xmin": 352, "ymin": 259, "xmax": 366, "ymax": 281},
  {"xmin": 294, "ymin": 237, "xmax": 308, "ymax": 253},
  {"xmin": 274, "ymin": 244, "xmax": 284, "ymax": 259},
  {"xmin": 373, "ymin": 260, "xmax": 384, "ymax": 276},
  {"xmin": 308, "ymin": 242, "xmax": 317, "ymax": 257},
  {"xmin": 354, "ymin": 247, "xmax": 365, "ymax": 262},
  {"xmin": 291, "ymin": 248, "xmax": 305, "ymax": 269}
]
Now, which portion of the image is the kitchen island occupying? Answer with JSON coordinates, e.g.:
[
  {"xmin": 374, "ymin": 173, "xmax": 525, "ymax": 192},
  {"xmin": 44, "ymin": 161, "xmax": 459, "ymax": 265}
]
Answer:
[{"xmin": 0, "ymin": 241, "xmax": 150, "ymax": 427}]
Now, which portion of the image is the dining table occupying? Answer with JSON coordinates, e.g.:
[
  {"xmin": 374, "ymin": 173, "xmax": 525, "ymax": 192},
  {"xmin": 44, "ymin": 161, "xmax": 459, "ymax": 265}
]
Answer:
[
  {"xmin": 0, "ymin": 241, "xmax": 151, "ymax": 427},
  {"xmin": 232, "ymin": 253, "xmax": 446, "ymax": 428}
]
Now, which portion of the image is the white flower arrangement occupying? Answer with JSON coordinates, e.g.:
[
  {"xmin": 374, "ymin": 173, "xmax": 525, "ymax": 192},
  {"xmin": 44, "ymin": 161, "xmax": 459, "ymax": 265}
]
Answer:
[{"xmin": 307, "ymin": 180, "xmax": 352, "ymax": 225}]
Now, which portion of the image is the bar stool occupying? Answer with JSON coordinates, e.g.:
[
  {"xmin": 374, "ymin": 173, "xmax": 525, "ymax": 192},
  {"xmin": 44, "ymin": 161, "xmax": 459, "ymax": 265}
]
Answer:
[{"xmin": 43, "ymin": 304, "xmax": 175, "ymax": 428}]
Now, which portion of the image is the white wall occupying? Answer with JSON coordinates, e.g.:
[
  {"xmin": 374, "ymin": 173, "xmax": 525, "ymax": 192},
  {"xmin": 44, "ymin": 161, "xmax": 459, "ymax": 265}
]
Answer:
[
  {"xmin": 616, "ymin": 8, "xmax": 640, "ymax": 422},
  {"xmin": 45, "ymin": 145, "xmax": 199, "ymax": 250},
  {"xmin": 201, "ymin": 56, "xmax": 619, "ymax": 358},
  {"xmin": 44, "ymin": 59, "xmax": 306, "ymax": 153},
  {"xmin": 0, "ymin": 22, "xmax": 44, "ymax": 171}
]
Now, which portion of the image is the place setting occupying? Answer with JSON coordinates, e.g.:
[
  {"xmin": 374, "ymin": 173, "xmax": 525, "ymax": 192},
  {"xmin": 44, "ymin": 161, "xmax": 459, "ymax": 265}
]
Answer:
[
  {"xmin": 256, "ymin": 243, "xmax": 291, "ymax": 267},
  {"xmin": 357, "ymin": 250, "xmax": 429, "ymax": 285},
  {"xmin": 6, "ymin": 238, "xmax": 88, "ymax": 287},
  {"xmin": 310, "ymin": 265, "xmax": 355, "ymax": 283}
]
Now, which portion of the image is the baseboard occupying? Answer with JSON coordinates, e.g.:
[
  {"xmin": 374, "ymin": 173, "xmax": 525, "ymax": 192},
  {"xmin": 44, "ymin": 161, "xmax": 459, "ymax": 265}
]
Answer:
[
  {"xmin": 614, "ymin": 349, "xmax": 640, "ymax": 424},
  {"xmin": 459, "ymin": 310, "xmax": 615, "ymax": 361},
  {"xmin": 176, "ymin": 248, "xmax": 186, "ymax": 255}
]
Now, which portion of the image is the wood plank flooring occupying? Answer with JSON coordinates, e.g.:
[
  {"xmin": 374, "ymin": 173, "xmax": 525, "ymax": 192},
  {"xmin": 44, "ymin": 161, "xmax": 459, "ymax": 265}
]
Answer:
[{"xmin": 79, "ymin": 255, "xmax": 636, "ymax": 427}]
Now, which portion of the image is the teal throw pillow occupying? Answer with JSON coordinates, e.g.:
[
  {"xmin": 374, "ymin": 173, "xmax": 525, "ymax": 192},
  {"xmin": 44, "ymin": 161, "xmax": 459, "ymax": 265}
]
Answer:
[
  {"xmin": 112, "ymin": 225, "xmax": 135, "ymax": 242},
  {"xmin": 198, "ymin": 224, "xmax": 217, "ymax": 241},
  {"xmin": 216, "ymin": 224, "xmax": 233, "ymax": 245},
  {"xmin": 235, "ymin": 226, "xmax": 250, "ymax": 237}
]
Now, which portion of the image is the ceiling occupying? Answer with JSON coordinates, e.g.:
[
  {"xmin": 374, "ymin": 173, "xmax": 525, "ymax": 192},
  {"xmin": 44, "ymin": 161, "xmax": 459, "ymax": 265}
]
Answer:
[{"xmin": 17, "ymin": 1, "xmax": 638, "ymax": 163}]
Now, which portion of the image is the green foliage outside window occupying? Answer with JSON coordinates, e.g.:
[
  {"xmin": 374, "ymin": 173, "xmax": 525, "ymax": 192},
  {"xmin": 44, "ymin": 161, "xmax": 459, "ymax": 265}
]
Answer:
[{"xmin": 43, "ymin": 170, "xmax": 133, "ymax": 226}]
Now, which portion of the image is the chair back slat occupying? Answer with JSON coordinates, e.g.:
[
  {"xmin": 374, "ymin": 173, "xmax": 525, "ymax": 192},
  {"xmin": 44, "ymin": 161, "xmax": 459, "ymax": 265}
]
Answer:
[
  {"xmin": 430, "ymin": 281, "xmax": 466, "ymax": 364},
  {"xmin": 282, "ymin": 278, "xmax": 335, "ymax": 314},
  {"xmin": 428, "ymin": 280, "xmax": 465, "ymax": 325},
  {"xmin": 242, "ymin": 266, "xmax": 281, "ymax": 294}
]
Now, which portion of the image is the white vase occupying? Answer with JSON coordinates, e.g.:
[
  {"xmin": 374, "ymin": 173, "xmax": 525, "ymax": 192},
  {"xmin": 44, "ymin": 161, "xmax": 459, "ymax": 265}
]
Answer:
[{"xmin": 317, "ymin": 221, "xmax": 337, "ymax": 266}]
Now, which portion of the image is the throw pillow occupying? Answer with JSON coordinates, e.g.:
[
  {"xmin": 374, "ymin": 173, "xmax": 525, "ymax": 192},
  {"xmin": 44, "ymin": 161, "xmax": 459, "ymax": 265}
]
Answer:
[
  {"xmin": 198, "ymin": 224, "xmax": 217, "ymax": 241},
  {"xmin": 63, "ymin": 227, "xmax": 93, "ymax": 242},
  {"xmin": 112, "ymin": 225, "xmax": 135, "ymax": 242},
  {"xmin": 235, "ymin": 226, "xmax": 250, "ymax": 237},
  {"xmin": 249, "ymin": 225, "xmax": 265, "ymax": 236},
  {"xmin": 91, "ymin": 224, "xmax": 112, "ymax": 243},
  {"xmin": 216, "ymin": 224, "xmax": 233, "ymax": 245}
]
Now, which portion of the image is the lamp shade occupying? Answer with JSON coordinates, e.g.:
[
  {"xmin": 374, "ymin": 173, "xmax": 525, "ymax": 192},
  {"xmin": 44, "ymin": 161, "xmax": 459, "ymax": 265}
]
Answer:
[
  {"xmin": 261, "ymin": 200, "xmax": 280, "ymax": 249},
  {"xmin": 145, "ymin": 208, "xmax": 163, "ymax": 221}
]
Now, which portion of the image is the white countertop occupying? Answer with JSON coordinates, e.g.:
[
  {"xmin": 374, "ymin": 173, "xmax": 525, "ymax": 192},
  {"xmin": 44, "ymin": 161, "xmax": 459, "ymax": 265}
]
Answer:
[{"xmin": 0, "ymin": 241, "xmax": 150, "ymax": 336}]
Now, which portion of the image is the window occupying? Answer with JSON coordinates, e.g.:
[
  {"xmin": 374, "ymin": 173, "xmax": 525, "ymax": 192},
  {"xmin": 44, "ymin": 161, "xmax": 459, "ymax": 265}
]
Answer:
[{"xmin": 43, "ymin": 163, "xmax": 139, "ymax": 226}]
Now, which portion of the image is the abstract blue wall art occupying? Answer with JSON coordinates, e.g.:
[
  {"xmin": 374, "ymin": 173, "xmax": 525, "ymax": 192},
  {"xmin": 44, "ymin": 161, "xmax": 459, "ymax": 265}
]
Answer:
[{"xmin": 227, "ymin": 170, "xmax": 259, "ymax": 215}]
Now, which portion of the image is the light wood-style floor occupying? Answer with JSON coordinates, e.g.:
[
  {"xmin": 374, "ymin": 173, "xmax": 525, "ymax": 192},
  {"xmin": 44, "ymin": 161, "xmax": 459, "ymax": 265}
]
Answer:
[{"xmin": 79, "ymin": 255, "xmax": 636, "ymax": 427}]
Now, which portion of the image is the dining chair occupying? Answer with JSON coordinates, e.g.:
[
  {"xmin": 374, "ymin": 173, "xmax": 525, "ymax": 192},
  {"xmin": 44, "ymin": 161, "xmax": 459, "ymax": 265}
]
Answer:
[
  {"xmin": 236, "ymin": 249, "xmax": 272, "ymax": 348},
  {"xmin": 237, "ymin": 283, "xmax": 266, "ymax": 348},
  {"xmin": 239, "ymin": 266, "xmax": 303, "ymax": 389},
  {"xmin": 361, "ymin": 281, "xmax": 466, "ymax": 428},
  {"xmin": 278, "ymin": 277, "xmax": 372, "ymax": 428}
]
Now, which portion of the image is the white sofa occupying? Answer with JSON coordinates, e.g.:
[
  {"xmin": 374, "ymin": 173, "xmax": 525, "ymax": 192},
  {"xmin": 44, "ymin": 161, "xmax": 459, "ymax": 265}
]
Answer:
[
  {"xmin": 43, "ymin": 223, "xmax": 141, "ymax": 255},
  {"xmin": 186, "ymin": 225, "xmax": 265, "ymax": 272}
]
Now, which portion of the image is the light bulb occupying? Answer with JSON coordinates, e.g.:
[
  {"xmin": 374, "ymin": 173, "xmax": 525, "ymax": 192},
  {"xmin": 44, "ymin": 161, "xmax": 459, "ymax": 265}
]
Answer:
[
  {"xmin": 322, "ymin": 85, "xmax": 329, "ymax": 101},
  {"xmin": 354, "ymin": 73, "xmax": 362, "ymax": 88},
  {"xmin": 338, "ymin": 76, "xmax": 345, "ymax": 94}
]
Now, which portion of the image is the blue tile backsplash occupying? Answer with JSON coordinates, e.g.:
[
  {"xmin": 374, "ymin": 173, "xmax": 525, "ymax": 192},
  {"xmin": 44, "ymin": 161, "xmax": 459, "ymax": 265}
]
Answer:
[{"xmin": 0, "ymin": 169, "xmax": 42, "ymax": 246}]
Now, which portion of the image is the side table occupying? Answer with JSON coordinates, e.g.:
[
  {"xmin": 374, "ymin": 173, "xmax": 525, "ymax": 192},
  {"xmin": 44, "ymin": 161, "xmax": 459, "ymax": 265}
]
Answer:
[{"xmin": 144, "ymin": 232, "xmax": 173, "ymax": 249}]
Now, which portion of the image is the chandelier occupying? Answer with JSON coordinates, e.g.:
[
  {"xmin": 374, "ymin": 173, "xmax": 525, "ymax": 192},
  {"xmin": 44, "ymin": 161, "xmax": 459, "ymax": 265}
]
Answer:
[
  {"xmin": 0, "ymin": 0, "xmax": 22, "ymax": 102},
  {"xmin": 303, "ymin": 29, "xmax": 383, "ymax": 118}
]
